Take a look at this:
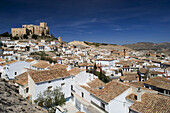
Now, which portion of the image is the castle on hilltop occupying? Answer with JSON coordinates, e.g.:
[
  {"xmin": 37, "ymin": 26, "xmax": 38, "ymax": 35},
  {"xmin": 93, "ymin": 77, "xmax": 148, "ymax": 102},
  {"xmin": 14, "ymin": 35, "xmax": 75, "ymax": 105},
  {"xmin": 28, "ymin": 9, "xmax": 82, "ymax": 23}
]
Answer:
[{"xmin": 11, "ymin": 22, "xmax": 49, "ymax": 37}]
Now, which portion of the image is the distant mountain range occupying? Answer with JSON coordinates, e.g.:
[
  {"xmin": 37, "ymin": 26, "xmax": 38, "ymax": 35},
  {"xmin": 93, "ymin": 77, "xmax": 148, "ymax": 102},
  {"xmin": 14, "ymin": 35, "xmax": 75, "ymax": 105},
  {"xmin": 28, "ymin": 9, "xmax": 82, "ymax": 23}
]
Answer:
[{"xmin": 123, "ymin": 42, "xmax": 170, "ymax": 51}]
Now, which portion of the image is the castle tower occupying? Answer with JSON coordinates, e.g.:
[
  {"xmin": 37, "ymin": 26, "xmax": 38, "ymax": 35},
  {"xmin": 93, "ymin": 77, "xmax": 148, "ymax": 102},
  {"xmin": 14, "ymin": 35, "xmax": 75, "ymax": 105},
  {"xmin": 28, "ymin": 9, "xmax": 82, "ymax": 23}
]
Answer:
[
  {"xmin": 58, "ymin": 37, "xmax": 62, "ymax": 42},
  {"xmin": 40, "ymin": 22, "xmax": 47, "ymax": 28}
]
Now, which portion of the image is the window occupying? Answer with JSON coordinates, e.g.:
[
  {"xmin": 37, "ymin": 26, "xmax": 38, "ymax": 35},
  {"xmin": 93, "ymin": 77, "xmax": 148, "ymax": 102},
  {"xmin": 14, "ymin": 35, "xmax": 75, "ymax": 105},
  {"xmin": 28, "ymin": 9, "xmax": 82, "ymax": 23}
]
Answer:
[
  {"xmin": 145, "ymin": 86, "xmax": 149, "ymax": 88},
  {"xmin": 81, "ymin": 92, "xmax": 84, "ymax": 98},
  {"xmin": 48, "ymin": 81, "xmax": 51, "ymax": 83},
  {"xmin": 71, "ymin": 92, "xmax": 74, "ymax": 98},
  {"xmin": 62, "ymin": 78, "xmax": 65, "ymax": 80},
  {"xmin": 15, "ymin": 72, "xmax": 17, "ymax": 75},
  {"xmin": 61, "ymin": 83, "xmax": 65, "ymax": 87},
  {"xmin": 48, "ymin": 86, "xmax": 52, "ymax": 90},
  {"xmin": 101, "ymin": 102, "xmax": 105, "ymax": 110},
  {"xmin": 26, "ymin": 87, "xmax": 29, "ymax": 93},
  {"xmin": 71, "ymin": 85, "xmax": 73, "ymax": 90}
]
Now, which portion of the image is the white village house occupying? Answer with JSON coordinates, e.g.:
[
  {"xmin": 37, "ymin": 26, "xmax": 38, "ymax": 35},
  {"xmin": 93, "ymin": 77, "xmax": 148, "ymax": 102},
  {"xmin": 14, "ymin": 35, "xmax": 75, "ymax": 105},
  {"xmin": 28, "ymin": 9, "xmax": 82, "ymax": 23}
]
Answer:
[{"xmin": 16, "ymin": 69, "xmax": 73, "ymax": 103}]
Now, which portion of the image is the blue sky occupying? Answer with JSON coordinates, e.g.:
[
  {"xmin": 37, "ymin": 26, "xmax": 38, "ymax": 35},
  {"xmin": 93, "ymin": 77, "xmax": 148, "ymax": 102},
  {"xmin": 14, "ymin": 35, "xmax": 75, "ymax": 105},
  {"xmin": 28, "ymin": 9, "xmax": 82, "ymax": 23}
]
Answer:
[{"xmin": 0, "ymin": 0, "xmax": 170, "ymax": 44}]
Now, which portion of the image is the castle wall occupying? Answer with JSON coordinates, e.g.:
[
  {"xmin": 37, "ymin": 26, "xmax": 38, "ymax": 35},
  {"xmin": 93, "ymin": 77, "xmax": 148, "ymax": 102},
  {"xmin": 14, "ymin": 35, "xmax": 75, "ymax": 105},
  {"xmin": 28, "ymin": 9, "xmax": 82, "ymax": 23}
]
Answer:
[{"xmin": 11, "ymin": 22, "xmax": 49, "ymax": 37}]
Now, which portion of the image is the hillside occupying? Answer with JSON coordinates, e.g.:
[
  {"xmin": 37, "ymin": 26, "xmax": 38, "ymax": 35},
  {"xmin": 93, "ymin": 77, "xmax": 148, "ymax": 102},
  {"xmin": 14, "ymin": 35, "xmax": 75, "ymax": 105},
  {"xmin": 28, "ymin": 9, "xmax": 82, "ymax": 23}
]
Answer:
[
  {"xmin": 68, "ymin": 41, "xmax": 90, "ymax": 47},
  {"xmin": 0, "ymin": 78, "xmax": 47, "ymax": 113},
  {"xmin": 123, "ymin": 42, "xmax": 170, "ymax": 50},
  {"xmin": 69, "ymin": 41, "xmax": 130, "ymax": 50}
]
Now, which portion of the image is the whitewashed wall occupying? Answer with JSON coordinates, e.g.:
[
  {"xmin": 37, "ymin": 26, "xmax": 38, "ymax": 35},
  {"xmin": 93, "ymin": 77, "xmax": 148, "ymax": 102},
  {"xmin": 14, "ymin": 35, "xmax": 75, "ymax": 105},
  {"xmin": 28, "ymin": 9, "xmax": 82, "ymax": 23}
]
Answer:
[
  {"xmin": 6, "ymin": 61, "xmax": 30, "ymax": 79},
  {"xmin": 28, "ymin": 74, "xmax": 36, "ymax": 102},
  {"xmin": 108, "ymin": 89, "xmax": 130, "ymax": 113},
  {"xmin": 34, "ymin": 76, "xmax": 72, "ymax": 100}
]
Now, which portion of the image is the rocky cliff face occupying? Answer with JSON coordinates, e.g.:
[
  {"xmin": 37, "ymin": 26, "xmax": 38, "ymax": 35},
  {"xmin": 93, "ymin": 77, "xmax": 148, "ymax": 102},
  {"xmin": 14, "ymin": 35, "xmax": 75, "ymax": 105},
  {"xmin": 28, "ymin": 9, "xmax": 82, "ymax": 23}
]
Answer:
[{"xmin": 0, "ymin": 78, "xmax": 47, "ymax": 113}]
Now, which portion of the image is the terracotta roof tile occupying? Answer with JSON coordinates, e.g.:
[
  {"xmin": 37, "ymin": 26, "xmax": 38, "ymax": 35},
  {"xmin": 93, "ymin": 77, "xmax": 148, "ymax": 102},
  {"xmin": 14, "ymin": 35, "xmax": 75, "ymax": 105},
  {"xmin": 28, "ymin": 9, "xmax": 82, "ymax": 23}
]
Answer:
[
  {"xmin": 0, "ymin": 58, "xmax": 5, "ymax": 62},
  {"xmin": 49, "ymin": 63, "xmax": 68, "ymax": 70},
  {"xmin": 78, "ymin": 53, "xmax": 85, "ymax": 57},
  {"xmin": 32, "ymin": 61, "xmax": 50, "ymax": 69},
  {"xmin": 87, "ymin": 78, "xmax": 105, "ymax": 89},
  {"xmin": 25, "ymin": 59, "xmax": 35, "ymax": 62},
  {"xmin": 78, "ymin": 63, "xmax": 93, "ymax": 67},
  {"xmin": 81, "ymin": 81, "xmax": 130, "ymax": 103},
  {"xmin": 126, "ymin": 93, "xmax": 137, "ymax": 102},
  {"xmin": 130, "ymin": 93, "xmax": 170, "ymax": 113},
  {"xmin": 120, "ymin": 76, "xmax": 138, "ymax": 81},
  {"xmin": 0, "ymin": 63, "xmax": 6, "ymax": 66},
  {"xmin": 96, "ymin": 58, "xmax": 114, "ymax": 61},
  {"xmin": 144, "ymin": 77, "xmax": 170, "ymax": 90},
  {"xmin": 139, "ymin": 68, "xmax": 147, "ymax": 74},
  {"xmin": 6, "ymin": 60, "xmax": 17, "ymax": 64},
  {"xmin": 29, "ymin": 69, "xmax": 70, "ymax": 83},
  {"xmin": 15, "ymin": 72, "xmax": 28, "ymax": 86},
  {"xmin": 68, "ymin": 67, "xmax": 85, "ymax": 76},
  {"xmin": 127, "ymin": 82, "xmax": 154, "ymax": 91}
]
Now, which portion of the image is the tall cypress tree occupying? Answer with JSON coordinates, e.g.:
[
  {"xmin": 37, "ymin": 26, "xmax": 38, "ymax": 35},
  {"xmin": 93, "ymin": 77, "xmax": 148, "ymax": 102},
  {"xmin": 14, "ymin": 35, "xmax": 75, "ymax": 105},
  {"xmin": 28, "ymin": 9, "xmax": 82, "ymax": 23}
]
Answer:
[
  {"xmin": 99, "ymin": 66, "xmax": 103, "ymax": 80},
  {"xmin": 93, "ymin": 63, "xmax": 97, "ymax": 75}
]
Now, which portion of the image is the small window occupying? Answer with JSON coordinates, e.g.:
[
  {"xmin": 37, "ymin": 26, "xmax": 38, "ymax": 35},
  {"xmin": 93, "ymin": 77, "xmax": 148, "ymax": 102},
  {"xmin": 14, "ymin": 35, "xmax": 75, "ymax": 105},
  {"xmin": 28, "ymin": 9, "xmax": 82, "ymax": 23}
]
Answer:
[
  {"xmin": 145, "ymin": 86, "xmax": 149, "ymax": 88},
  {"xmin": 48, "ymin": 86, "xmax": 52, "ymax": 90},
  {"xmin": 82, "ymin": 92, "xmax": 84, "ymax": 98},
  {"xmin": 71, "ymin": 85, "xmax": 73, "ymax": 90},
  {"xmin": 15, "ymin": 72, "xmax": 17, "ymax": 75},
  {"xmin": 48, "ymin": 81, "xmax": 51, "ymax": 83},
  {"xmin": 62, "ymin": 78, "xmax": 65, "ymax": 80},
  {"xmin": 71, "ymin": 92, "xmax": 74, "ymax": 97},
  {"xmin": 101, "ymin": 102, "xmax": 105, "ymax": 109},
  {"xmin": 61, "ymin": 83, "xmax": 65, "ymax": 86},
  {"xmin": 26, "ymin": 87, "xmax": 29, "ymax": 93}
]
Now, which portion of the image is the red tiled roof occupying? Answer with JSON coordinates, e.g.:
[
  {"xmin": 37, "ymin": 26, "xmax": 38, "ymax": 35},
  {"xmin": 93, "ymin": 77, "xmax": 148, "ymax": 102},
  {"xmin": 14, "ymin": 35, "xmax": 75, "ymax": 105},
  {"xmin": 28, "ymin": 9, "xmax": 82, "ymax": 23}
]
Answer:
[
  {"xmin": 144, "ymin": 76, "xmax": 170, "ymax": 90},
  {"xmin": 87, "ymin": 78, "xmax": 105, "ymax": 89},
  {"xmin": 81, "ymin": 80, "xmax": 130, "ymax": 103},
  {"xmin": 25, "ymin": 59, "xmax": 35, "ymax": 62},
  {"xmin": 29, "ymin": 69, "xmax": 70, "ymax": 83},
  {"xmin": 130, "ymin": 93, "xmax": 170, "ymax": 113},
  {"xmin": 126, "ymin": 93, "xmax": 137, "ymax": 102},
  {"xmin": 32, "ymin": 61, "xmax": 50, "ymax": 69},
  {"xmin": 68, "ymin": 67, "xmax": 85, "ymax": 76},
  {"xmin": 49, "ymin": 63, "xmax": 68, "ymax": 70},
  {"xmin": 15, "ymin": 72, "xmax": 28, "ymax": 86}
]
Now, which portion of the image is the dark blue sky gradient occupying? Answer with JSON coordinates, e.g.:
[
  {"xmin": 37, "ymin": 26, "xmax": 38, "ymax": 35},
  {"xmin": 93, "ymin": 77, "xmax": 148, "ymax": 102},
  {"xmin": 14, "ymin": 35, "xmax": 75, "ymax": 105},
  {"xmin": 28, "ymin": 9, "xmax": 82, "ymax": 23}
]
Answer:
[{"xmin": 0, "ymin": 0, "xmax": 170, "ymax": 44}]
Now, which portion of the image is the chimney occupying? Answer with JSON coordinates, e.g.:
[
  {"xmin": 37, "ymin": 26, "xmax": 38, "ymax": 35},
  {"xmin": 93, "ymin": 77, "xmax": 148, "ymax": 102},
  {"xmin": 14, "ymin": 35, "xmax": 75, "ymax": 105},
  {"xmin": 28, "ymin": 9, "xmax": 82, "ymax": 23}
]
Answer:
[{"xmin": 136, "ymin": 87, "xmax": 142, "ymax": 101}]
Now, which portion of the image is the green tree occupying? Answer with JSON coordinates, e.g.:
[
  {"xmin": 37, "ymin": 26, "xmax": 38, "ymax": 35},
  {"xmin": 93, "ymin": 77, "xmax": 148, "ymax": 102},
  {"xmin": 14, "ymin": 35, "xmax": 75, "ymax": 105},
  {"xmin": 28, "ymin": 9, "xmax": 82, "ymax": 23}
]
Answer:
[
  {"xmin": 93, "ymin": 63, "xmax": 97, "ymax": 75},
  {"xmin": 32, "ymin": 34, "xmax": 38, "ymax": 39},
  {"xmin": 35, "ymin": 87, "xmax": 65, "ymax": 112},
  {"xmin": 42, "ymin": 32, "xmax": 45, "ymax": 36},
  {"xmin": 95, "ymin": 67, "xmax": 111, "ymax": 83},
  {"xmin": 99, "ymin": 67, "xmax": 103, "ymax": 80},
  {"xmin": 0, "ymin": 32, "xmax": 10, "ymax": 37},
  {"xmin": 13, "ymin": 36, "xmax": 19, "ymax": 40},
  {"xmin": 23, "ymin": 34, "xmax": 28, "ymax": 39}
]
